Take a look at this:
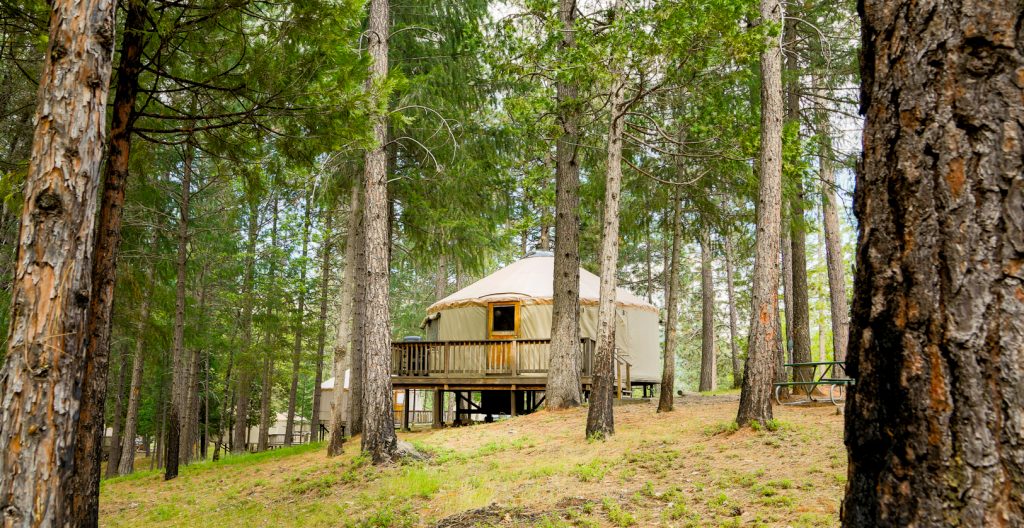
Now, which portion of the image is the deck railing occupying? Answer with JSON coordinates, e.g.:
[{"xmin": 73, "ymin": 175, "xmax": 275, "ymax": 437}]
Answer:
[{"xmin": 391, "ymin": 338, "xmax": 631, "ymax": 396}]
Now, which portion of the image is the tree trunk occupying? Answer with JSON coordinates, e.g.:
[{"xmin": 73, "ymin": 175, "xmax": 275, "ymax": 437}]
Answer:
[
  {"xmin": 817, "ymin": 101, "xmax": 848, "ymax": 366},
  {"xmin": 434, "ymin": 251, "xmax": 448, "ymax": 301},
  {"xmin": 155, "ymin": 377, "xmax": 167, "ymax": 469},
  {"xmin": 644, "ymin": 215, "xmax": 654, "ymax": 304},
  {"xmin": 348, "ymin": 197, "xmax": 367, "ymax": 438},
  {"xmin": 118, "ymin": 262, "xmax": 155, "ymax": 475},
  {"xmin": 736, "ymin": 0, "xmax": 782, "ymax": 427},
  {"xmin": 546, "ymin": 0, "xmax": 584, "ymax": 410},
  {"xmin": 60, "ymin": 0, "xmax": 143, "ymax": 521},
  {"xmin": 455, "ymin": 262, "xmax": 466, "ymax": 290},
  {"xmin": 785, "ymin": 15, "xmax": 812, "ymax": 383},
  {"xmin": 257, "ymin": 343, "xmax": 273, "ymax": 450},
  {"xmin": 789, "ymin": 193, "xmax": 813, "ymax": 382},
  {"xmin": 843, "ymin": 2, "xmax": 1024, "ymax": 524},
  {"xmin": 258, "ymin": 196, "xmax": 281, "ymax": 452},
  {"xmin": 181, "ymin": 268, "xmax": 208, "ymax": 463},
  {"xmin": 311, "ymin": 203, "xmax": 335, "ymax": 444},
  {"xmin": 538, "ymin": 224, "xmax": 551, "ymax": 251},
  {"xmin": 184, "ymin": 343, "xmax": 201, "ymax": 462},
  {"xmin": 213, "ymin": 336, "xmax": 235, "ymax": 462},
  {"xmin": 657, "ymin": 194, "xmax": 682, "ymax": 412},
  {"xmin": 329, "ymin": 187, "xmax": 361, "ymax": 456},
  {"xmin": 233, "ymin": 198, "xmax": 260, "ymax": 454},
  {"xmin": 166, "ymin": 142, "xmax": 194, "ymax": 480},
  {"xmin": 724, "ymin": 234, "xmax": 742, "ymax": 388},
  {"xmin": 286, "ymin": 191, "xmax": 311, "ymax": 446},
  {"xmin": 780, "ymin": 228, "xmax": 794, "ymax": 368},
  {"xmin": 699, "ymin": 227, "xmax": 717, "ymax": 392},
  {"xmin": 585, "ymin": 50, "xmax": 625, "ymax": 438},
  {"xmin": 360, "ymin": 0, "xmax": 399, "ymax": 464},
  {"xmin": 104, "ymin": 346, "xmax": 131, "ymax": 478},
  {"xmin": 202, "ymin": 348, "xmax": 210, "ymax": 459}
]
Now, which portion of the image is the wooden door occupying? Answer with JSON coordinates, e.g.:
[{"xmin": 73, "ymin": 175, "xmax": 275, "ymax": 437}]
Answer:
[{"xmin": 486, "ymin": 302, "xmax": 520, "ymax": 374}]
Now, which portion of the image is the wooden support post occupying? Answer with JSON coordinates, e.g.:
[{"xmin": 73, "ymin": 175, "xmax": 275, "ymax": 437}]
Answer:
[
  {"xmin": 432, "ymin": 389, "xmax": 443, "ymax": 429},
  {"xmin": 626, "ymin": 364, "xmax": 631, "ymax": 397},
  {"xmin": 402, "ymin": 388, "xmax": 411, "ymax": 431},
  {"xmin": 511, "ymin": 385, "xmax": 517, "ymax": 417},
  {"xmin": 617, "ymin": 362, "xmax": 623, "ymax": 399},
  {"xmin": 455, "ymin": 390, "xmax": 463, "ymax": 425}
]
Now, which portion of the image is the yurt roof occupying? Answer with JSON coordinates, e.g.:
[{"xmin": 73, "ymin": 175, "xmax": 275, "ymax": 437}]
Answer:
[
  {"xmin": 427, "ymin": 252, "xmax": 657, "ymax": 313},
  {"xmin": 320, "ymin": 370, "xmax": 350, "ymax": 391}
]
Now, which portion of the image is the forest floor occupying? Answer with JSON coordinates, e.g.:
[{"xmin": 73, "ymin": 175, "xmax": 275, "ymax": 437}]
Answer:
[{"xmin": 100, "ymin": 394, "xmax": 846, "ymax": 527}]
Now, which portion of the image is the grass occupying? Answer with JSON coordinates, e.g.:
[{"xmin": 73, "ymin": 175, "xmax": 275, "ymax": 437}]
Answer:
[{"xmin": 100, "ymin": 396, "xmax": 846, "ymax": 527}]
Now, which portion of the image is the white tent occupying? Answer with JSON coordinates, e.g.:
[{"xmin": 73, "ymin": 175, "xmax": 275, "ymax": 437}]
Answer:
[
  {"xmin": 422, "ymin": 252, "xmax": 662, "ymax": 383},
  {"xmin": 246, "ymin": 412, "xmax": 310, "ymax": 446},
  {"xmin": 318, "ymin": 370, "xmax": 350, "ymax": 424}
]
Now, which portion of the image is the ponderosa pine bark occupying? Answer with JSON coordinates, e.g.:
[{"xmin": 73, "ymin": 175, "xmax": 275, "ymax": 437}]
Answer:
[
  {"xmin": 785, "ymin": 15, "xmax": 813, "ymax": 382},
  {"xmin": 789, "ymin": 194, "xmax": 813, "ymax": 380},
  {"xmin": 817, "ymin": 107, "xmax": 848, "ymax": 366},
  {"xmin": 699, "ymin": 227, "xmax": 717, "ymax": 392},
  {"xmin": 842, "ymin": 1, "xmax": 1024, "ymax": 524},
  {"xmin": 0, "ymin": 1, "xmax": 117, "ymax": 523},
  {"xmin": 104, "ymin": 347, "xmax": 131, "ymax": 478},
  {"xmin": 736, "ymin": 0, "xmax": 782, "ymax": 427},
  {"xmin": 546, "ymin": 0, "xmax": 584, "ymax": 410},
  {"xmin": 183, "ymin": 340, "xmax": 200, "ymax": 463},
  {"xmin": 154, "ymin": 376, "xmax": 167, "ymax": 469},
  {"xmin": 66, "ymin": 0, "xmax": 147, "ymax": 519},
  {"xmin": 310, "ymin": 204, "xmax": 334, "ymax": 443},
  {"xmin": 657, "ymin": 194, "xmax": 682, "ymax": 412},
  {"xmin": 286, "ymin": 192, "xmax": 311, "ymax": 446},
  {"xmin": 166, "ymin": 142, "xmax": 194, "ymax": 480},
  {"xmin": 348, "ymin": 197, "xmax": 367, "ymax": 438},
  {"xmin": 360, "ymin": 0, "xmax": 399, "ymax": 464},
  {"xmin": 328, "ymin": 188, "xmax": 360, "ymax": 456},
  {"xmin": 118, "ymin": 261, "xmax": 155, "ymax": 475},
  {"xmin": 724, "ymin": 234, "xmax": 742, "ymax": 388},
  {"xmin": 585, "ymin": 47, "xmax": 625, "ymax": 438},
  {"xmin": 779, "ymin": 228, "xmax": 794, "ymax": 376},
  {"xmin": 232, "ymin": 197, "xmax": 260, "ymax": 454}
]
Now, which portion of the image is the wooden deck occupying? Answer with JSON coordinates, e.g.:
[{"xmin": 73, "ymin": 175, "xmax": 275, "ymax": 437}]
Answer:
[{"xmin": 390, "ymin": 338, "xmax": 633, "ymax": 395}]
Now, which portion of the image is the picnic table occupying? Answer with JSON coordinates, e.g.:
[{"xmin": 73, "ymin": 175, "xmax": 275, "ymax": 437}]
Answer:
[{"xmin": 773, "ymin": 360, "xmax": 854, "ymax": 406}]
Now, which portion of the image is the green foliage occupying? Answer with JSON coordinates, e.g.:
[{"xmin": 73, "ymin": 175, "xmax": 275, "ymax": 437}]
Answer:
[
  {"xmin": 704, "ymin": 421, "xmax": 740, "ymax": 436},
  {"xmin": 601, "ymin": 498, "xmax": 636, "ymax": 527},
  {"xmin": 573, "ymin": 460, "xmax": 610, "ymax": 482}
]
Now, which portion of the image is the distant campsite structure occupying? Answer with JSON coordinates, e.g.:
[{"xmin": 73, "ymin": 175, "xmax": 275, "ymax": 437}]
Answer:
[{"xmin": 320, "ymin": 251, "xmax": 661, "ymax": 434}]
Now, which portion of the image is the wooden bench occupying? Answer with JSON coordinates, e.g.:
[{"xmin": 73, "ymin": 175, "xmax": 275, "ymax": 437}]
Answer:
[{"xmin": 773, "ymin": 361, "xmax": 854, "ymax": 406}]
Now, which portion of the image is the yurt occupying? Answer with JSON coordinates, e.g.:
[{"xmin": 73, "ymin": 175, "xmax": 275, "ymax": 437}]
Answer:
[{"xmin": 420, "ymin": 251, "xmax": 661, "ymax": 386}]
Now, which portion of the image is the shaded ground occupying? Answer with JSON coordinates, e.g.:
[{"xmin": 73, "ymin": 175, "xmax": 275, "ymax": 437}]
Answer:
[{"xmin": 100, "ymin": 394, "xmax": 846, "ymax": 527}]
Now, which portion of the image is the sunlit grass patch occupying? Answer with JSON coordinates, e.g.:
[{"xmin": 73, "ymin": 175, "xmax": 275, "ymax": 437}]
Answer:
[
  {"xmin": 602, "ymin": 498, "xmax": 636, "ymax": 527},
  {"xmin": 572, "ymin": 459, "xmax": 610, "ymax": 482},
  {"xmin": 101, "ymin": 399, "xmax": 846, "ymax": 527}
]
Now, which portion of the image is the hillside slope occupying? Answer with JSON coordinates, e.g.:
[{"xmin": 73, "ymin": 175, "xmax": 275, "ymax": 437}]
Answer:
[{"xmin": 100, "ymin": 395, "xmax": 845, "ymax": 527}]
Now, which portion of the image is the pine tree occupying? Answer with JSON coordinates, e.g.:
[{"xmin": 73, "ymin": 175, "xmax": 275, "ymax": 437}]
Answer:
[
  {"xmin": 0, "ymin": 0, "xmax": 117, "ymax": 523},
  {"xmin": 843, "ymin": 1, "xmax": 1024, "ymax": 523}
]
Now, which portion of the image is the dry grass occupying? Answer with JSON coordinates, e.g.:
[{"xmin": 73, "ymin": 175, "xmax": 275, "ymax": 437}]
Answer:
[{"xmin": 100, "ymin": 395, "xmax": 846, "ymax": 527}]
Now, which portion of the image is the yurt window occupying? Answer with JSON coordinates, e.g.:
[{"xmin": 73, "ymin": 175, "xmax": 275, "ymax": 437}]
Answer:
[{"xmin": 487, "ymin": 302, "xmax": 519, "ymax": 338}]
